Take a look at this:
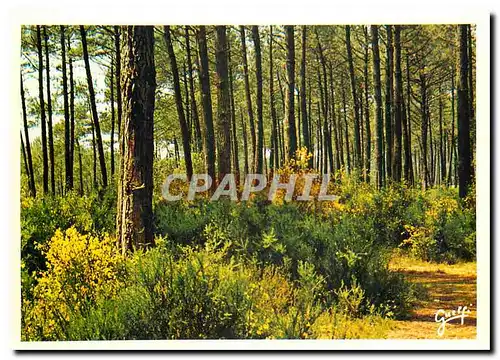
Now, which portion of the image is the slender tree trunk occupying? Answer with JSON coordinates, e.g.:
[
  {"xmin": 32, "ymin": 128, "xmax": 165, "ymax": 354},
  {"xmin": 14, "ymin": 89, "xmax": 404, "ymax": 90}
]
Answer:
[
  {"xmin": 196, "ymin": 26, "xmax": 216, "ymax": 182},
  {"xmin": 115, "ymin": 26, "xmax": 122, "ymax": 154},
  {"xmin": 80, "ymin": 25, "xmax": 108, "ymax": 188},
  {"xmin": 345, "ymin": 25, "xmax": 362, "ymax": 170},
  {"xmin": 363, "ymin": 26, "xmax": 371, "ymax": 182},
  {"xmin": 116, "ymin": 26, "xmax": 156, "ymax": 254},
  {"xmin": 393, "ymin": 25, "xmax": 403, "ymax": 182},
  {"xmin": 185, "ymin": 26, "xmax": 203, "ymax": 153},
  {"xmin": 458, "ymin": 25, "xmax": 472, "ymax": 198},
  {"xmin": 61, "ymin": 26, "xmax": 73, "ymax": 191},
  {"xmin": 384, "ymin": 25, "xmax": 394, "ymax": 182},
  {"xmin": 240, "ymin": 111, "xmax": 250, "ymax": 175},
  {"xmin": 21, "ymin": 132, "xmax": 30, "ymax": 187},
  {"xmin": 240, "ymin": 26, "xmax": 256, "ymax": 170},
  {"xmin": 68, "ymin": 31, "xmax": 75, "ymax": 189},
  {"xmin": 36, "ymin": 26, "xmax": 49, "ymax": 194},
  {"xmin": 420, "ymin": 73, "xmax": 429, "ymax": 189},
  {"xmin": 110, "ymin": 56, "xmax": 115, "ymax": 176},
  {"xmin": 75, "ymin": 138, "xmax": 84, "ymax": 196},
  {"xmin": 371, "ymin": 25, "xmax": 384, "ymax": 188},
  {"xmin": 448, "ymin": 69, "xmax": 456, "ymax": 186},
  {"xmin": 406, "ymin": 52, "xmax": 414, "ymax": 185},
  {"xmin": 438, "ymin": 87, "xmax": 446, "ymax": 183},
  {"xmin": 164, "ymin": 26, "xmax": 193, "ymax": 180},
  {"xmin": 252, "ymin": 26, "xmax": 264, "ymax": 174},
  {"xmin": 43, "ymin": 26, "xmax": 55, "ymax": 195},
  {"xmin": 227, "ymin": 36, "xmax": 240, "ymax": 179},
  {"xmin": 300, "ymin": 26, "xmax": 311, "ymax": 167},
  {"xmin": 215, "ymin": 26, "xmax": 232, "ymax": 181},
  {"xmin": 269, "ymin": 26, "xmax": 279, "ymax": 172},
  {"xmin": 21, "ymin": 74, "xmax": 36, "ymax": 197},
  {"xmin": 341, "ymin": 77, "xmax": 351, "ymax": 173},
  {"xmin": 285, "ymin": 25, "xmax": 297, "ymax": 160}
]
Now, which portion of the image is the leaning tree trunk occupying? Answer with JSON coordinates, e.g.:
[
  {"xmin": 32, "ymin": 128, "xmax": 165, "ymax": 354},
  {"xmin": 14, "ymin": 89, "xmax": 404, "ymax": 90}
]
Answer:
[
  {"xmin": 196, "ymin": 26, "xmax": 216, "ymax": 182},
  {"xmin": 21, "ymin": 74, "xmax": 36, "ymax": 197},
  {"xmin": 36, "ymin": 25, "xmax": 49, "ymax": 195},
  {"xmin": 164, "ymin": 25, "xmax": 193, "ymax": 180},
  {"xmin": 43, "ymin": 26, "xmax": 55, "ymax": 195},
  {"xmin": 457, "ymin": 25, "xmax": 472, "ymax": 198},
  {"xmin": 371, "ymin": 25, "xmax": 384, "ymax": 189},
  {"xmin": 285, "ymin": 25, "xmax": 297, "ymax": 160},
  {"xmin": 215, "ymin": 26, "xmax": 232, "ymax": 182},
  {"xmin": 116, "ymin": 26, "xmax": 156, "ymax": 255},
  {"xmin": 80, "ymin": 25, "xmax": 108, "ymax": 188}
]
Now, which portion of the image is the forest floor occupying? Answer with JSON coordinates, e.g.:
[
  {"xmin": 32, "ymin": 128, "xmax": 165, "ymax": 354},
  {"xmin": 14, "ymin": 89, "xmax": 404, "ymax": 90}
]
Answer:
[{"xmin": 386, "ymin": 255, "xmax": 477, "ymax": 339}]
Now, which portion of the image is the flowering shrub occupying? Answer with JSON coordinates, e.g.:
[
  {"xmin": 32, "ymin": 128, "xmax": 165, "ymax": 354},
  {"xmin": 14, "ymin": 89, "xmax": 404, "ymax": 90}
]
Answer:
[{"xmin": 22, "ymin": 227, "xmax": 123, "ymax": 341}]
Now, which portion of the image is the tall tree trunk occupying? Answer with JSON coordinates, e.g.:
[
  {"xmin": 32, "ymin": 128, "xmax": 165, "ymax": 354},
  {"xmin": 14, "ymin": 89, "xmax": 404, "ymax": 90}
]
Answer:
[
  {"xmin": 300, "ymin": 26, "xmax": 311, "ymax": 166},
  {"xmin": 164, "ymin": 26, "xmax": 193, "ymax": 180},
  {"xmin": 419, "ymin": 73, "xmax": 429, "ymax": 189},
  {"xmin": 36, "ymin": 26, "xmax": 49, "ymax": 194},
  {"xmin": 227, "ymin": 34, "xmax": 240, "ymax": 179},
  {"xmin": 285, "ymin": 25, "xmax": 297, "ymax": 160},
  {"xmin": 448, "ymin": 68, "xmax": 456, "ymax": 186},
  {"xmin": 76, "ymin": 138, "xmax": 84, "ymax": 196},
  {"xmin": 43, "ymin": 26, "xmax": 55, "ymax": 195},
  {"xmin": 80, "ymin": 25, "xmax": 108, "ymax": 188},
  {"xmin": 384, "ymin": 25, "xmax": 394, "ymax": 182},
  {"xmin": 393, "ymin": 25, "xmax": 403, "ymax": 182},
  {"xmin": 240, "ymin": 26, "xmax": 256, "ymax": 170},
  {"xmin": 269, "ymin": 26, "xmax": 279, "ymax": 172},
  {"xmin": 241, "ymin": 111, "xmax": 250, "ymax": 175},
  {"xmin": 345, "ymin": 25, "xmax": 362, "ymax": 171},
  {"xmin": 110, "ymin": 56, "xmax": 115, "ymax": 176},
  {"xmin": 185, "ymin": 26, "xmax": 203, "ymax": 153},
  {"xmin": 363, "ymin": 26, "xmax": 371, "ymax": 182},
  {"xmin": 116, "ymin": 26, "xmax": 156, "ymax": 254},
  {"xmin": 438, "ymin": 87, "xmax": 446, "ymax": 183},
  {"xmin": 252, "ymin": 26, "xmax": 264, "ymax": 174},
  {"xmin": 61, "ymin": 25, "xmax": 72, "ymax": 191},
  {"xmin": 68, "ymin": 31, "xmax": 75, "ymax": 189},
  {"xmin": 115, "ymin": 26, "xmax": 123, "ymax": 155},
  {"xmin": 371, "ymin": 25, "xmax": 384, "ymax": 188},
  {"xmin": 341, "ymin": 76, "xmax": 351, "ymax": 173},
  {"xmin": 21, "ymin": 74, "xmax": 36, "ymax": 197},
  {"xmin": 458, "ymin": 25, "xmax": 472, "ymax": 198},
  {"xmin": 405, "ymin": 52, "xmax": 414, "ymax": 185},
  {"xmin": 215, "ymin": 26, "xmax": 232, "ymax": 181},
  {"xmin": 21, "ymin": 132, "xmax": 30, "ymax": 187},
  {"xmin": 196, "ymin": 26, "xmax": 216, "ymax": 182}
]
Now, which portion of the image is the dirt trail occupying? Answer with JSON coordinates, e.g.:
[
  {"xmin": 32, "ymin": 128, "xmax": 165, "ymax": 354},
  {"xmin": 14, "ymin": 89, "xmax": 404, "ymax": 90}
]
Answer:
[{"xmin": 387, "ymin": 256, "xmax": 476, "ymax": 339}]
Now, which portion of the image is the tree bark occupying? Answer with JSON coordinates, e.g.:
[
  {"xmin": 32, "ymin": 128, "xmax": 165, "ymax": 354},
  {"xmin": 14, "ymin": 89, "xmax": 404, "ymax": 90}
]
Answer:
[
  {"xmin": 346, "ymin": 25, "xmax": 362, "ymax": 171},
  {"xmin": 43, "ymin": 26, "xmax": 55, "ymax": 195},
  {"xmin": 239, "ymin": 26, "xmax": 256, "ymax": 170},
  {"xmin": 269, "ymin": 25, "xmax": 279, "ymax": 171},
  {"xmin": 458, "ymin": 25, "xmax": 472, "ymax": 198},
  {"xmin": 36, "ymin": 26, "xmax": 49, "ymax": 194},
  {"xmin": 164, "ymin": 25, "xmax": 193, "ymax": 180},
  {"xmin": 285, "ymin": 25, "xmax": 297, "ymax": 160},
  {"xmin": 61, "ymin": 25, "xmax": 73, "ymax": 191},
  {"xmin": 196, "ymin": 26, "xmax": 216, "ymax": 182},
  {"xmin": 252, "ymin": 26, "xmax": 264, "ymax": 174},
  {"xmin": 185, "ymin": 26, "xmax": 203, "ymax": 153},
  {"xmin": 215, "ymin": 26, "xmax": 232, "ymax": 181},
  {"xmin": 116, "ymin": 26, "xmax": 156, "ymax": 254},
  {"xmin": 384, "ymin": 25, "xmax": 394, "ymax": 182},
  {"xmin": 393, "ymin": 25, "xmax": 403, "ymax": 182},
  {"xmin": 363, "ymin": 26, "xmax": 371, "ymax": 182},
  {"xmin": 300, "ymin": 26, "xmax": 311, "ymax": 166},
  {"xmin": 371, "ymin": 25, "xmax": 384, "ymax": 188},
  {"xmin": 80, "ymin": 25, "xmax": 108, "ymax": 188}
]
